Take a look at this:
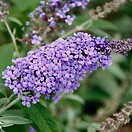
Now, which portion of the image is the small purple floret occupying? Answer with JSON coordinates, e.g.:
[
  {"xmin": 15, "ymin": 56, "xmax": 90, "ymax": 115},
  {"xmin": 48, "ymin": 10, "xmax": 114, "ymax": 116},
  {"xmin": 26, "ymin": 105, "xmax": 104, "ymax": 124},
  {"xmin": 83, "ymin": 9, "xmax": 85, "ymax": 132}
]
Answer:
[{"xmin": 31, "ymin": 35, "xmax": 42, "ymax": 45}]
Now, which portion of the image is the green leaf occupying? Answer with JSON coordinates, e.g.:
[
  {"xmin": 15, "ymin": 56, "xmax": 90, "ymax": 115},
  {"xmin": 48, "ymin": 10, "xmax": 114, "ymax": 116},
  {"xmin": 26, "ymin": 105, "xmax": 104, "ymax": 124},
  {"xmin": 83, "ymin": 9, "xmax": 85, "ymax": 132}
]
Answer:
[
  {"xmin": 11, "ymin": 0, "xmax": 39, "ymax": 11},
  {"xmin": 92, "ymin": 19, "xmax": 117, "ymax": 30},
  {"xmin": 0, "ymin": 23, "xmax": 6, "ymax": 31},
  {"xmin": 112, "ymin": 54, "xmax": 125, "ymax": 63},
  {"xmin": 0, "ymin": 98, "xmax": 8, "ymax": 107},
  {"xmin": 1, "ymin": 123, "xmax": 14, "ymax": 128},
  {"xmin": 0, "ymin": 44, "xmax": 14, "ymax": 75},
  {"xmin": 89, "ymin": 28, "xmax": 112, "ymax": 38},
  {"xmin": 0, "ymin": 86, "xmax": 7, "ymax": 96},
  {"xmin": 63, "ymin": 94, "xmax": 84, "ymax": 104},
  {"xmin": 87, "ymin": 123, "xmax": 100, "ymax": 132},
  {"xmin": 8, "ymin": 17, "xmax": 23, "ymax": 26},
  {"xmin": 93, "ymin": 71, "xmax": 118, "ymax": 95},
  {"xmin": 0, "ymin": 44, "xmax": 14, "ymax": 89},
  {"xmin": 108, "ymin": 65, "xmax": 126, "ymax": 80},
  {"xmin": 0, "ymin": 116, "xmax": 31, "ymax": 125},
  {"xmin": 0, "ymin": 110, "xmax": 26, "ymax": 118},
  {"xmin": 26, "ymin": 103, "xmax": 58, "ymax": 132}
]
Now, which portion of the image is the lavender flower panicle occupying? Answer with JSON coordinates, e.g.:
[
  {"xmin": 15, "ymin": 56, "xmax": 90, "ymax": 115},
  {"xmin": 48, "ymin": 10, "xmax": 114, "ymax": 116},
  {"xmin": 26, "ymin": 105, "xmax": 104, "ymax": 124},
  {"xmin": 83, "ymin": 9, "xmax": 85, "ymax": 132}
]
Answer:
[
  {"xmin": 99, "ymin": 101, "xmax": 132, "ymax": 132},
  {"xmin": 2, "ymin": 32, "xmax": 132, "ymax": 107},
  {"xmin": 89, "ymin": 0, "xmax": 127, "ymax": 19},
  {"xmin": 110, "ymin": 38, "xmax": 132, "ymax": 55}
]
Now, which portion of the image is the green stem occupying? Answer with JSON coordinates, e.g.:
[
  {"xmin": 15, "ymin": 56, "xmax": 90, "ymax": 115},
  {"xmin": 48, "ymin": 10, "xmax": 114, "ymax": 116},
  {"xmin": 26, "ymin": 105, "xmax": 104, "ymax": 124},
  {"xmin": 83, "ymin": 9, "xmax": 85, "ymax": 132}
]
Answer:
[
  {"xmin": 3, "ymin": 94, "xmax": 15, "ymax": 107},
  {"xmin": 42, "ymin": 27, "xmax": 50, "ymax": 40},
  {"xmin": 0, "ymin": 96, "xmax": 21, "ymax": 114},
  {"xmin": 4, "ymin": 19, "xmax": 20, "ymax": 57},
  {"xmin": 61, "ymin": 19, "xmax": 93, "ymax": 38}
]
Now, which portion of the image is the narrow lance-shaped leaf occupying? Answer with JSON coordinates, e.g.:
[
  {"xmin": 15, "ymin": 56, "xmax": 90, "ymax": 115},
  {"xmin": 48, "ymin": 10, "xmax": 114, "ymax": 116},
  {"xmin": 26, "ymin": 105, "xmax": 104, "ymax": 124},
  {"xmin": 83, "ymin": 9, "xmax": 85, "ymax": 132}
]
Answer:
[
  {"xmin": 0, "ymin": 110, "xmax": 26, "ymax": 117},
  {"xmin": 0, "ymin": 44, "xmax": 14, "ymax": 75},
  {"xmin": 8, "ymin": 17, "xmax": 23, "ymax": 26},
  {"xmin": 26, "ymin": 103, "xmax": 59, "ymax": 132},
  {"xmin": 0, "ymin": 116, "xmax": 31, "ymax": 125}
]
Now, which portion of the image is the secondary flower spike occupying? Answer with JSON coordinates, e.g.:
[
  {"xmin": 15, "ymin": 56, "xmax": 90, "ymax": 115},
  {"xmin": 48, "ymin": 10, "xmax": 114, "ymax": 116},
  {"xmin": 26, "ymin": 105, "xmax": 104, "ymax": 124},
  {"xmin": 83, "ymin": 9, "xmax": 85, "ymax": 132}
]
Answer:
[
  {"xmin": 2, "ymin": 32, "xmax": 132, "ymax": 107},
  {"xmin": 23, "ymin": 0, "xmax": 91, "ymax": 44}
]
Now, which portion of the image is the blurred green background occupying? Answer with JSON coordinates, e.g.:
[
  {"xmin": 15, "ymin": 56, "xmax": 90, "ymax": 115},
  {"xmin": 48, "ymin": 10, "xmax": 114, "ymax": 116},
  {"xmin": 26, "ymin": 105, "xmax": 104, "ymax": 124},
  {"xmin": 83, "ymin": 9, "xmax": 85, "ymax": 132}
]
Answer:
[{"xmin": 0, "ymin": 0, "xmax": 132, "ymax": 132}]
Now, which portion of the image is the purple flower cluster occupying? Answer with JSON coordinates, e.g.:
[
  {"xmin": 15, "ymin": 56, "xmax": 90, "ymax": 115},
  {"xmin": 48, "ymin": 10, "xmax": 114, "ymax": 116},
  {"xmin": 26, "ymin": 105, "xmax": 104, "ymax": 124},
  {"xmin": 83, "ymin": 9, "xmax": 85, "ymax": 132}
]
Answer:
[
  {"xmin": 2, "ymin": 32, "xmax": 132, "ymax": 107},
  {"xmin": 23, "ymin": 0, "xmax": 90, "ymax": 44},
  {"xmin": 35, "ymin": 0, "xmax": 89, "ymax": 26}
]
